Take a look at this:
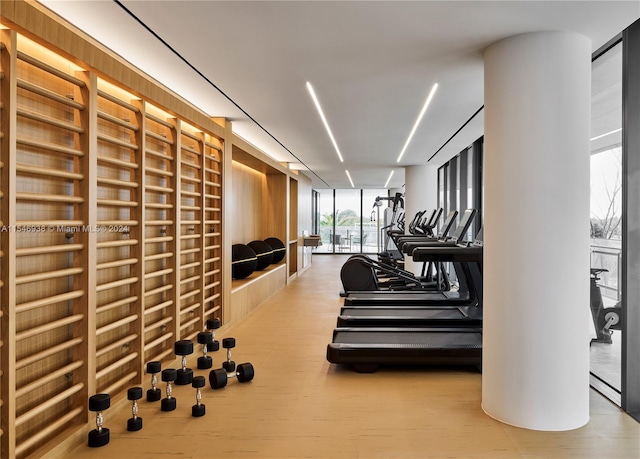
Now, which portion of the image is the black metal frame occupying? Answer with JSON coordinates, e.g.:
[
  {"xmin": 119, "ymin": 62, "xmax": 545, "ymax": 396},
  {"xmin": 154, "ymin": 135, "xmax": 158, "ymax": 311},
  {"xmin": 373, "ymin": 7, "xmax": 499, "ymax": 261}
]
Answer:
[{"xmin": 622, "ymin": 17, "xmax": 640, "ymax": 421}]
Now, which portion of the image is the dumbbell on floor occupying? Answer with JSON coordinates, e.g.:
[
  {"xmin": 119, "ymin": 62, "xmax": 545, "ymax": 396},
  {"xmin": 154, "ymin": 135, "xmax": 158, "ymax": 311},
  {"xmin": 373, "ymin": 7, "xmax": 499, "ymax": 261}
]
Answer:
[
  {"xmin": 222, "ymin": 337, "xmax": 236, "ymax": 372},
  {"xmin": 174, "ymin": 340, "xmax": 194, "ymax": 385},
  {"xmin": 192, "ymin": 376, "xmax": 206, "ymax": 417},
  {"xmin": 197, "ymin": 319, "xmax": 220, "ymax": 370},
  {"xmin": 146, "ymin": 361, "xmax": 162, "ymax": 402},
  {"xmin": 209, "ymin": 362, "xmax": 255, "ymax": 389},
  {"xmin": 161, "ymin": 368, "xmax": 177, "ymax": 411},
  {"xmin": 88, "ymin": 393, "xmax": 110, "ymax": 447},
  {"xmin": 127, "ymin": 387, "xmax": 143, "ymax": 431}
]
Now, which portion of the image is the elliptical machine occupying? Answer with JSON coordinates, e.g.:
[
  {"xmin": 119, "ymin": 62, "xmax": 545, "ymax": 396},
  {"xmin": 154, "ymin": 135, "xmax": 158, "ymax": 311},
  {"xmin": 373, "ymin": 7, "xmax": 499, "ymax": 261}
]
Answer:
[{"xmin": 589, "ymin": 268, "xmax": 622, "ymax": 344}]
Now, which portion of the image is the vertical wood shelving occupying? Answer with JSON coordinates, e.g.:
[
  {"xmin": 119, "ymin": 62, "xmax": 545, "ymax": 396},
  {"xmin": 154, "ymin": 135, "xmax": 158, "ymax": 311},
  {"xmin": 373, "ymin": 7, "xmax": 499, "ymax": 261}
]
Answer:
[
  {"xmin": 178, "ymin": 125, "xmax": 204, "ymax": 341},
  {"xmin": 202, "ymin": 136, "xmax": 223, "ymax": 323},
  {"xmin": 94, "ymin": 80, "xmax": 142, "ymax": 396},
  {"xmin": 0, "ymin": 33, "xmax": 10, "ymax": 459},
  {"xmin": 142, "ymin": 105, "xmax": 178, "ymax": 364},
  {"xmin": 11, "ymin": 35, "xmax": 88, "ymax": 457}
]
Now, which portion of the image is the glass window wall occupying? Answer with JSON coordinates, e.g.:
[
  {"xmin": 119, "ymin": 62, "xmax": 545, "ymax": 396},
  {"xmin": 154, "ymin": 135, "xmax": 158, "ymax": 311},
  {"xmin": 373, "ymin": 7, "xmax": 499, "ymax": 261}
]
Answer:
[
  {"xmin": 590, "ymin": 40, "xmax": 623, "ymax": 401},
  {"xmin": 312, "ymin": 188, "xmax": 393, "ymax": 254}
]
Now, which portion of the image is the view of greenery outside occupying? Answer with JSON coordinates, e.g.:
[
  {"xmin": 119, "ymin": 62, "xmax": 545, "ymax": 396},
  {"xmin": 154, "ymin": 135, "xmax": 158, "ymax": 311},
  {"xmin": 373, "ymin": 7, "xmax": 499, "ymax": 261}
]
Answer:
[
  {"xmin": 315, "ymin": 189, "xmax": 389, "ymax": 253},
  {"xmin": 591, "ymin": 147, "xmax": 622, "ymax": 300}
]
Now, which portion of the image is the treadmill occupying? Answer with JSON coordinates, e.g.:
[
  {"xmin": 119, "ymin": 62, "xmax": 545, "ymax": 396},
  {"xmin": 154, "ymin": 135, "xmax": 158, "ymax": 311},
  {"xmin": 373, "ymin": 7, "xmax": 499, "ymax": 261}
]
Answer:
[
  {"xmin": 327, "ymin": 242, "xmax": 484, "ymax": 372},
  {"xmin": 337, "ymin": 237, "xmax": 483, "ymax": 328},
  {"xmin": 327, "ymin": 327, "xmax": 482, "ymax": 373},
  {"xmin": 342, "ymin": 210, "xmax": 478, "ymax": 305}
]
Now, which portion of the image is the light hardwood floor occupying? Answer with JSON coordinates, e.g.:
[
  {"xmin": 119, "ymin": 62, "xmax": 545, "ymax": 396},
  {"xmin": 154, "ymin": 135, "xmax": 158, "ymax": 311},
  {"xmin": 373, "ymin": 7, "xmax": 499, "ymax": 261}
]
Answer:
[{"xmin": 63, "ymin": 255, "xmax": 640, "ymax": 459}]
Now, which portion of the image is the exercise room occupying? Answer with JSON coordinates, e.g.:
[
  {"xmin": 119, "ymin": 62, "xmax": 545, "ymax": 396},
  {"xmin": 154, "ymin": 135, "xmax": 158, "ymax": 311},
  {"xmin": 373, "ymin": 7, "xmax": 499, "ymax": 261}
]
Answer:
[{"xmin": 1, "ymin": 1, "xmax": 640, "ymax": 457}]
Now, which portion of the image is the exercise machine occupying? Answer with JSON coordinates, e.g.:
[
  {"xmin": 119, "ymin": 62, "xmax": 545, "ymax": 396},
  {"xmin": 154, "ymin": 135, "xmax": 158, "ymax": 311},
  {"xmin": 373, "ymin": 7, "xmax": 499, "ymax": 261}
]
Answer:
[
  {"xmin": 340, "ymin": 210, "xmax": 476, "ymax": 294},
  {"xmin": 327, "ymin": 243, "xmax": 484, "ymax": 372},
  {"xmin": 337, "ymin": 236, "xmax": 483, "ymax": 327},
  {"xmin": 589, "ymin": 268, "xmax": 622, "ymax": 344}
]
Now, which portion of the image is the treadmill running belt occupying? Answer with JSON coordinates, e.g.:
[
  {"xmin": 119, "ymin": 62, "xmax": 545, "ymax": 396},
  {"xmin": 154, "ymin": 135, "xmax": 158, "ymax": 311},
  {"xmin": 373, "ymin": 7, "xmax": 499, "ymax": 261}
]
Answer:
[
  {"xmin": 344, "ymin": 291, "xmax": 470, "ymax": 306},
  {"xmin": 337, "ymin": 307, "xmax": 481, "ymax": 327},
  {"xmin": 327, "ymin": 327, "xmax": 482, "ymax": 371}
]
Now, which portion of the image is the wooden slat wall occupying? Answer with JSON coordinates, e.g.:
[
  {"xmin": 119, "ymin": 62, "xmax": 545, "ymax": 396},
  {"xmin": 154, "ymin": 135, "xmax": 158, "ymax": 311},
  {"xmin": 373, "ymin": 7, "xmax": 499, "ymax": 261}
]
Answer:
[
  {"xmin": 0, "ymin": 5, "xmax": 300, "ymax": 456},
  {"xmin": 143, "ymin": 105, "xmax": 178, "ymax": 365},
  {"xmin": 0, "ymin": 30, "xmax": 227, "ymax": 458},
  {"xmin": 202, "ymin": 136, "xmax": 223, "ymax": 323}
]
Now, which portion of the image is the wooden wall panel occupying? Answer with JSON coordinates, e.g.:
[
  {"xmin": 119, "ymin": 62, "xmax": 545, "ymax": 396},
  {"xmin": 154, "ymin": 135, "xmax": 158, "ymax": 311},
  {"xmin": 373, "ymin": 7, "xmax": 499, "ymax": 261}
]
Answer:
[
  {"xmin": 231, "ymin": 161, "xmax": 265, "ymax": 244},
  {"xmin": 0, "ymin": 4, "xmax": 294, "ymax": 456}
]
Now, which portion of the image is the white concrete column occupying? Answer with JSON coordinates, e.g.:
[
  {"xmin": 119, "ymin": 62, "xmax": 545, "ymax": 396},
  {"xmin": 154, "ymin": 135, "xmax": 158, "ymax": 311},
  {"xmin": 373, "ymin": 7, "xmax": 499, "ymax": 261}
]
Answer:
[
  {"xmin": 482, "ymin": 32, "xmax": 591, "ymax": 430},
  {"xmin": 404, "ymin": 165, "xmax": 438, "ymax": 275}
]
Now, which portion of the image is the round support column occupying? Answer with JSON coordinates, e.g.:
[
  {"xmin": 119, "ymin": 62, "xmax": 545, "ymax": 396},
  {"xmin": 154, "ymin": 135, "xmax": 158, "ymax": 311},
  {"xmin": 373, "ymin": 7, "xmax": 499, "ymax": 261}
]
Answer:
[
  {"xmin": 482, "ymin": 31, "xmax": 591, "ymax": 430},
  {"xmin": 404, "ymin": 165, "xmax": 438, "ymax": 275}
]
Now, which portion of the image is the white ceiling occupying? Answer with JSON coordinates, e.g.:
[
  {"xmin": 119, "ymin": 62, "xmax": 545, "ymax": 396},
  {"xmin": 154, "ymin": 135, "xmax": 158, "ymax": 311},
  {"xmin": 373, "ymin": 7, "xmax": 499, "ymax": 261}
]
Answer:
[{"xmin": 40, "ymin": 0, "xmax": 639, "ymax": 189}]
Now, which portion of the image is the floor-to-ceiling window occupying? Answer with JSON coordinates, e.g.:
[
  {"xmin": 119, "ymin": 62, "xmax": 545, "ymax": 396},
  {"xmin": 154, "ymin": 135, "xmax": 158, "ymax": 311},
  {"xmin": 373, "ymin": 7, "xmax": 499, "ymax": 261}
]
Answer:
[
  {"xmin": 589, "ymin": 39, "xmax": 623, "ymax": 403},
  {"xmin": 312, "ymin": 188, "xmax": 395, "ymax": 254},
  {"xmin": 362, "ymin": 190, "xmax": 395, "ymax": 253},
  {"xmin": 316, "ymin": 189, "xmax": 335, "ymax": 253},
  {"xmin": 334, "ymin": 189, "xmax": 361, "ymax": 253},
  {"xmin": 437, "ymin": 137, "xmax": 484, "ymax": 239}
]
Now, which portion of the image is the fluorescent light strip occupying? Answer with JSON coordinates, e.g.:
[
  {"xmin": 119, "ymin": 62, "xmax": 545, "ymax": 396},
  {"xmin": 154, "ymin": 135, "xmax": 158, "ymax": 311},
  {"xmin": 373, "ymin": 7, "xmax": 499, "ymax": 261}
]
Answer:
[
  {"xmin": 345, "ymin": 170, "xmax": 355, "ymax": 188},
  {"xmin": 591, "ymin": 128, "xmax": 622, "ymax": 142},
  {"xmin": 306, "ymin": 82, "xmax": 344, "ymax": 162},
  {"xmin": 397, "ymin": 83, "xmax": 439, "ymax": 163},
  {"xmin": 384, "ymin": 170, "xmax": 395, "ymax": 188}
]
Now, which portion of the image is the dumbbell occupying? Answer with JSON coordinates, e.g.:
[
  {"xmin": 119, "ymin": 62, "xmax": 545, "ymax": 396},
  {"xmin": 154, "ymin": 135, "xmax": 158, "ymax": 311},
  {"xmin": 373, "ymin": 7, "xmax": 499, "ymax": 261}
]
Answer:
[
  {"xmin": 146, "ymin": 361, "xmax": 162, "ymax": 402},
  {"xmin": 209, "ymin": 362, "xmax": 255, "ymax": 390},
  {"xmin": 88, "ymin": 393, "xmax": 110, "ymax": 447},
  {"xmin": 161, "ymin": 368, "xmax": 177, "ymax": 411},
  {"xmin": 127, "ymin": 387, "xmax": 143, "ymax": 431},
  {"xmin": 222, "ymin": 337, "xmax": 236, "ymax": 372},
  {"xmin": 191, "ymin": 376, "xmax": 206, "ymax": 417},
  {"xmin": 174, "ymin": 340, "xmax": 194, "ymax": 385},
  {"xmin": 197, "ymin": 319, "xmax": 221, "ymax": 370}
]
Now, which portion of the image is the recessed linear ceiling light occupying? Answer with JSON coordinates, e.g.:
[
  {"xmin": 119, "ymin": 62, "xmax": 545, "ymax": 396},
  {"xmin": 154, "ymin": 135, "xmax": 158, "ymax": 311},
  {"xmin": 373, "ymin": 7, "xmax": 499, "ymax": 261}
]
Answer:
[
  {"xmin": 591, "ymin": 128, "xmax": 622, "ymax": 142},
  {"xmin": 345, "ymin": 170, "xmax": 355, "ymax": 188},
  {"xmin": 306, "ymin": 82, "xmax": 344, "ymax": 162},
  {"xmin": 384, "ymin": 170, "xmax": 395, "ymax": 189},
  {"xmin": 397, "ymin": 83, "xmax": 439, "ymax": 163}
]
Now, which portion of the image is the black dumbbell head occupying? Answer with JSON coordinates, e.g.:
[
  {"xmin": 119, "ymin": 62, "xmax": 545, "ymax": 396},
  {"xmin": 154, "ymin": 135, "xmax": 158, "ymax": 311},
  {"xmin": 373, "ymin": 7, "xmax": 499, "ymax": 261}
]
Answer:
[
  {"xmin": 146, "ymin": 388, "xmax": 161, "ymax": 402},
  {"xmin": 197, "ymin": 331, "xmax": 213, "ymax": 345},
  {"xmin": 197, "ymin": 355, "xmax": 213, "ymax": 370},
  {"xmin": 127, "ymin": 387, "xmax": 143, "ymax": 401},
  {"xmin": 210, "ymin": 340, "xmax": 220, "ymax": 352},
  {"xmin": 237, "ymin": 363, "xmax": 255, "ymax": 383},
  {"xmin": 209, "ymin": 368, "xmax": 228, "ymax": 389},
  {"xmin": 222, "ymin": 337, "xmax": 236, "ymax": 349},
  {"xmin": 192, "ymin": 404, "xmax": 206, "ymax": 417},
  {"xmin": 146, "ymin": 361, "xmax": 162, "ymax": 374},
  {"xmin": 222, "ymin": 360, "xmax": 236, "ymax": 372},
  {"xmin": 89, "ymin": 393, "xmax": 111, "ymax": 412},
  {"xmin": 161, "ymin": 368, "xmax": 177, "ymax": 382},
  {"xmin": 88, "ymin": 428, "xmax": 110, "ymax": 447},
  {"xmin": 206, "ymin": 318, "xmax": 221, "ymax": 330},
  {"xmin": 127, "ymin": 417, "xmax": 143, "ymax": 432},
  {"xmin": 176, "ymin": 368, "xmax": 194, "ymax": 386},
  {"xmin": 161, "ymin": 397, "xmax": 177, "ymax": 412},
  {"xmin": 175, "ymin": 340, "xmax": 194, "ymax": 356},
  {"xmin": 192, "ymin": 375, "xmax": 206, "ymax": 389}
]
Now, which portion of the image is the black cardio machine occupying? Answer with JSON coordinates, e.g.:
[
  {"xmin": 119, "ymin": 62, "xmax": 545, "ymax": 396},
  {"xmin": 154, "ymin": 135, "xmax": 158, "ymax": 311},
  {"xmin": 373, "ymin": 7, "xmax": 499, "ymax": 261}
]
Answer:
[
  {"xmin": 589, "ymin": 268, "xmax": 622, "ymax": 344},
  {"xmin": 337, "ymin": 231, "xmax": 483, "ymax": 328},
  {"xmin": 340, "ymin": 210, "xmax": 476, "ymax": 294},
  {"xmin": 327, "ymin": 239, "xmax": 484, "ymax": 372}
]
